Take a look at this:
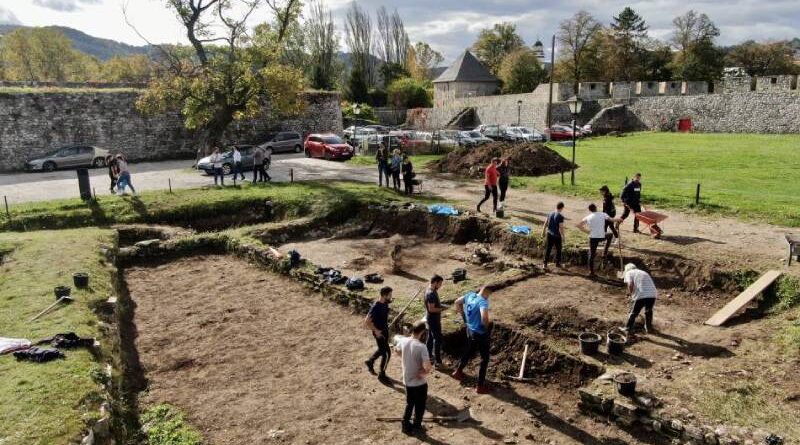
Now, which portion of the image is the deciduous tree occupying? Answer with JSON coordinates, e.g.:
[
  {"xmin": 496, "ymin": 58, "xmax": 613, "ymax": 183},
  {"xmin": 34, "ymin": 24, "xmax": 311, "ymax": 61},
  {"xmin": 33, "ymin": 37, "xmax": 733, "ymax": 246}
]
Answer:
[
  {"xmin": 669, "ymin": 10, "xmax": 723, "ymax": 81},
  {"xmin": 556, "ymin": 11, "xmax": 603, "ymax": 91},
  {"xmin": 498, "ymin": 48, "xmax": 547, "ymax": 94},
  {"xmin": 726, "ymin": 40, "xmax": 799, "ymax": 77},
  {"xmin": 472, "ymin": 23, "xmax": 524, "ymax": 75}
]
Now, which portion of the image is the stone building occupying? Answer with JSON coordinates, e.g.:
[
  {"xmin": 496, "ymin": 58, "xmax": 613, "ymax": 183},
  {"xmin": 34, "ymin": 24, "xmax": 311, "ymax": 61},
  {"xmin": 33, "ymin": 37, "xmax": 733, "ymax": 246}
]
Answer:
[{"xmin": 433, "ymin": 50, "xmax": 500, "ymax": 108}]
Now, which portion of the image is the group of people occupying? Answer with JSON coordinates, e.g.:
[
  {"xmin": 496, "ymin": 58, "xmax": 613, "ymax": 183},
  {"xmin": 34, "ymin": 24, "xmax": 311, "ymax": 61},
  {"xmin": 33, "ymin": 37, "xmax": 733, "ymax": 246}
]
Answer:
[
  {"xmin": 209, "ymin": 145, "xmax": 272, "ymax": 186},
  {"xmin": 105, "ymin": 153, "xmax": 136, "ymax": 195},
  {"xmin": 363, "ymin": 276, "xmax": 497, "ymax": 436},
  {"xmin": 375, "ymin": 146, "xmax": 416, "ymax": 195},
  {"xmin": 477, "ymin": 157, "xmax": 511, "ymax": 214}
]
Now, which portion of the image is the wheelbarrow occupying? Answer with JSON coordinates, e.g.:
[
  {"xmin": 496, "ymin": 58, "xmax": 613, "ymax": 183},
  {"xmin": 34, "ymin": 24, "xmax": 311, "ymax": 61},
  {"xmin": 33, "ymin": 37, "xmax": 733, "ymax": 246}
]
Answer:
[{"xmin": 634, "ymin": 209, "xmax": 667, "ymax": 239}]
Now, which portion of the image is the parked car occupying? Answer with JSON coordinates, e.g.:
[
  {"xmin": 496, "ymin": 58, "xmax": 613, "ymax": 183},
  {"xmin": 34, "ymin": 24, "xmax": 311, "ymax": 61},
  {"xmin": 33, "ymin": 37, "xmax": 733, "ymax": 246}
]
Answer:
[
  {"xmin": 430, "ymin": 130, "xmax": 459, "ymax": 149},
  {"xmin": 481, "ymin": 125, "xmax": 522, "ymax": 142},
  {"xmin": 260, "ymin": 131, "xmax": 304, "ymax": 153},
  {"xmin": 379, "ymin": 135, "xmax": 406, "ymax": 151},
  {"xmin": 465, "ymin": 131, "xmax": 493, "ymax": 145},
  {"xmin": 346, "ymin": 127, "xmax": 378, "ymax": 147},
  {"xmin": 441, "ymin": 130, "xmax": 476, "ymax": 147},
  {"xmin": 304, "ymin": 134, "xmax": 355, "ymax": 160},
  {"xmin": 545, "ymin": 125, "xmax": 581, "ymax": 141},
  {"xmin": 196, "ymin": 145, "xmax": 255, "ymax": 175},
  {"xmin": 507, "ymin": 126, "xmax": 546, "ymax": 142},
  {"xmin": 25, "ymin": 145, "xmax": 110, "ymax": 172}
]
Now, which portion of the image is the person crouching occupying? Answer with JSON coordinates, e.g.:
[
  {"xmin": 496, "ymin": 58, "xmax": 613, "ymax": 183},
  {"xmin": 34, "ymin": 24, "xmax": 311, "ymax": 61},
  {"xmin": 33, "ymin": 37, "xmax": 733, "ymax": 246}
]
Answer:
[{"xmin": 394, "ymin": 320, "xmax": 432, "ymax": 435}]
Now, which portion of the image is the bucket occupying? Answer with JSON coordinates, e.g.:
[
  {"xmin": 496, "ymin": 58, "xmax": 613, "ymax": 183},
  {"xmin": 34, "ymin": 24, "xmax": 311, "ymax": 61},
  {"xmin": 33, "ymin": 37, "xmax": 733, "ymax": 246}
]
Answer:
[
  {"xmin": 614, "ymin": 372, "xmax": 637, "ymax": 396},
  {"xmin": 73, "ymin": 272, "xmax": 89, "ymax": 289},
  {"xmin": 578, "ymin": 332, "xmax": 602, "ymax": 355},
  {"xmin": 452, "ymin": 268, "xmax": 467, "ymax": 283},
  {"xmin": 607, "ymin": 331, "xmax": 626, "ymax": 355},
  {"xmin": 54, "ymin": 286, "xmax": 72, "ymax": 300}
]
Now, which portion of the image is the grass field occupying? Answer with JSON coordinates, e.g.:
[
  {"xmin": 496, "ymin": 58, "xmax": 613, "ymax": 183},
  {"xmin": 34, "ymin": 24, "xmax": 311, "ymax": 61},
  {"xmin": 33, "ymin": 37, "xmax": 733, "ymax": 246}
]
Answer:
[
  {"xmin": 347, "ymin": 153, "xmax": 444, "ymax": 168},
  {"xmin": 0, "ymin": 229, "xmax": 113, "ymax": 445},
  {"xmin": 513, "ymin": 132, "xmax": 800, "ymax": 227}
]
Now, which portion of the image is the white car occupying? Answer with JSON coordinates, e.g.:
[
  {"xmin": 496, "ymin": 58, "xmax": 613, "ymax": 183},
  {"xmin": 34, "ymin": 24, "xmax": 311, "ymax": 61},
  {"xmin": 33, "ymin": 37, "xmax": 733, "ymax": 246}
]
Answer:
[{"xmin": 507, "ymin": 126, "xmax": 545, "ymax": 142}]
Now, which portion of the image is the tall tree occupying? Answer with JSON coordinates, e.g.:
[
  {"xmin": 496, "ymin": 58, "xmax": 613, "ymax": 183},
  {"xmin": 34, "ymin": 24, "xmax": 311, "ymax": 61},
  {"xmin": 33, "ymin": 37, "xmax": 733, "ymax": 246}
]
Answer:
[
  {"xmin": 306, "ymin": 0, "xmax": 340, "ymax": 90},
  {"xmin": 726, "ymin": 40, "xmax": 799, "ymax": 77},
  {"xmin": 498, "ymin": 48, "xmax": 547, "ymax": 94},
  {"xmin": 344, "ymin": 1, "xmax": 374, "ymax": 96},
  {"xmin": 136, "ymin": 0, "xmax": 305, "ymax": 152},
  {"xmin": 669, "ymin": 10, "xmax": 723, "ymax": 81},
  {"xmin": 472, "ymin": 23, "xmax": 524, "ymax": 75},
  {"xmin": 608, "ymin": 7, "xmax": 648, "ymax": 80},
  {"xmin": 556, "ymin": 10, "xmax": 603, "ymax": 91},
  {"xmin": 375, "ymin": 7, "xmax": 409, "ymax": 67},
  {"xmin": 411, "ymin": 41, "xmax": 444, "ymax": 80},
  {"xmin": 0, "ymin": 28, "xmax": 86, "ymax": 81}
]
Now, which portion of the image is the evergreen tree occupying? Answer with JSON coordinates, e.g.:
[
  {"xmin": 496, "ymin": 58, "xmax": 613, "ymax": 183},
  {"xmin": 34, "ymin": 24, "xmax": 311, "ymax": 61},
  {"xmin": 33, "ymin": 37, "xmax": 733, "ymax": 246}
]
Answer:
[{"xmin": 608, "ymin": 7, "xmax": 648, "ymax": 80}]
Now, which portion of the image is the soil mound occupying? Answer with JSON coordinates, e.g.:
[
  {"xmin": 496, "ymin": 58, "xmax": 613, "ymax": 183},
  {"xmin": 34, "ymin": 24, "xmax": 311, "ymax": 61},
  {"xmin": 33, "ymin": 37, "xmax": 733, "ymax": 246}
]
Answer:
[{"xmin": 433, "ymin": 142, "xmax": 575, "ymax": 178}]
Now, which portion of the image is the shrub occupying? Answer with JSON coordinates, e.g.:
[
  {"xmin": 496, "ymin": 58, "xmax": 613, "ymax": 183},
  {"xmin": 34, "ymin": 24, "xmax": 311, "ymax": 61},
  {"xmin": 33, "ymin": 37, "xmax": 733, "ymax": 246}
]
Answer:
[{"xmin": 387, "ymin": 77, "xmax": 431, "ymax": 108}]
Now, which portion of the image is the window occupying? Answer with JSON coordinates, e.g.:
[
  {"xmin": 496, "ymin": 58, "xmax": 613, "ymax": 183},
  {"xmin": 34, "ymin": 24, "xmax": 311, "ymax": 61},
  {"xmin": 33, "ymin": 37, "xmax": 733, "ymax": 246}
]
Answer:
[
  {"xmin": 310, "ymin": 137, "xmax": 321, "ymax": 143},
  {"xmin": 590, "ymin": 84, "xmax": 596, "ymax": 90},
  {"xmin": 58, "ymin": 147, "xmax": 78, "ymax": 157},
  {"xmin": 647, "ymin": 82, "xmax": 654, "ymax": 89},
  {"xmin": 79, "ymin": 146, "xmax": 94, "ymax": 154},
  {"xmin": 771, "ymin": 77, "xmax": 777, "ymax": 84}
]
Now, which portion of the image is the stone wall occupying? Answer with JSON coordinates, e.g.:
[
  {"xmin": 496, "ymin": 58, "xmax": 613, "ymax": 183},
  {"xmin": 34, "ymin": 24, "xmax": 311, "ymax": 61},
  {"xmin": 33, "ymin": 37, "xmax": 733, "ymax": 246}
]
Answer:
[
  {"xmin": 0, "ymin": 90, "xmax": 342, "ymax": 171},
  {"xmin": 373, "ymin": 107, "xmax": 408, "ymax": 126}
]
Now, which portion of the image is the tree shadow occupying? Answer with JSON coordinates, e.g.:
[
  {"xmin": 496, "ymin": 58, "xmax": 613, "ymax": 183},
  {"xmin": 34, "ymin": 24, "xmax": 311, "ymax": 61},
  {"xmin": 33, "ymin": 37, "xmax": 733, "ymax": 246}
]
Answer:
[
  {"xmin": 128, "ymin": 196, "xmax": 149, "ymax": 219},
  {"xmin": 643, "ymin": 331, "xmax": 734, "ymax": 359},
  {"xmin": 87, "ymin": 198, "xmax": 109, "ymax": 225},
  {"xmin": 658, "ymin": 235, "xmax": 725, "ymax": 246}
]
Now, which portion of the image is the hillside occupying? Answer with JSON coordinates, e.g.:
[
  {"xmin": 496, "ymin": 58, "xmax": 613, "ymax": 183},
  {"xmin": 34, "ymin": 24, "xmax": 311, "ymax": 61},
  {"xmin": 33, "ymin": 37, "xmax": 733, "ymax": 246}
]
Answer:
[{"xmin": 0, "ymin": 24, "xmax": 151, "ymax": 61}]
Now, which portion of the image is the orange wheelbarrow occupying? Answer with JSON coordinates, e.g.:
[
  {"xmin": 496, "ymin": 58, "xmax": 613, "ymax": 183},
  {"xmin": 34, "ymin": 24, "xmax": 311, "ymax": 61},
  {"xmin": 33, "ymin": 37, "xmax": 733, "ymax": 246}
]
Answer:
[{"xmin": 634, "ymin": 209, "xmax": 667, "ymax": 239}]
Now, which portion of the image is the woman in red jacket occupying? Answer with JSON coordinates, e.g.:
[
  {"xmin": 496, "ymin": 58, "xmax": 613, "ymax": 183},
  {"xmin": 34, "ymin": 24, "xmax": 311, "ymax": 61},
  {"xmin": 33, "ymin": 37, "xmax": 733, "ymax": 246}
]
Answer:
[{"xmin": 477, "ymin": 158, "xmax": 500, "ymax": 213}]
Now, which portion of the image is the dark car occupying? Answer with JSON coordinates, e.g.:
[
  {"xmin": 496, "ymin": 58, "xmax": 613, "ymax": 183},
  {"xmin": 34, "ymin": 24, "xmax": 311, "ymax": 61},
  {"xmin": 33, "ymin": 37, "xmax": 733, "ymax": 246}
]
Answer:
[
  {"xmin": 304, "ymin": 134, "xmax": 355, "ymax": 160},
  {"xmin": 26, "ymin": 145, "xmax": 111, "ymax": 172},
  {"xmin": 261, "ymin": 131, "xmax": 304, "ymax": 154},
  {"xmin": 196, "ymin": 145, "xmax": 255, "ymax": 175}
]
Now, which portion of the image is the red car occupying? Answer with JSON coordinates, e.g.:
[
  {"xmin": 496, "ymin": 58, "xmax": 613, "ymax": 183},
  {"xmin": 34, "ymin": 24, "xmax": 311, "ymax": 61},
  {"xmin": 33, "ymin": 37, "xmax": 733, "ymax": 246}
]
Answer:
[
  {"xmin": 304, "ymin": 133, "xmax": 355, "ymax": 160},
  {"xmin": 545, "ymin": 125, "xmax": 581, "ymax": 141}
]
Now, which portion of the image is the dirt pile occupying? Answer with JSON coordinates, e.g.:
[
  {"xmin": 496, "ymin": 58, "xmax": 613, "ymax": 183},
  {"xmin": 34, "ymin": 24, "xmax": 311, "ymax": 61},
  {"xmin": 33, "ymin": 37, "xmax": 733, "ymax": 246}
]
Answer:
[{"xmin": 433, "ymin": 142, "xmax": 575, "ymax": 178}]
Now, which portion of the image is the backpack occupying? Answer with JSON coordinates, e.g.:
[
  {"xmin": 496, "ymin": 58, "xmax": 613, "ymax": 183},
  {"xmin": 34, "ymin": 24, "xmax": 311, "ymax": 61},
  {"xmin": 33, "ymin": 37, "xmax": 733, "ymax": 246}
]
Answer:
[
  {"xmin": 346, "ymin": 278, "xmax": 365, "ymax": 291},
  {"xmin": 288, "ymin": 250, "xmax": 301, "ymax": 268}
]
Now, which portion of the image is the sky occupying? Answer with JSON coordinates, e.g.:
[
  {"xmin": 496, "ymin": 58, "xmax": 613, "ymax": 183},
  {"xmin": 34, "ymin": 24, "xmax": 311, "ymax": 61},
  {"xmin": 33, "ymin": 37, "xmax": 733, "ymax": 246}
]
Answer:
[{"xmin": 1, "ymin": 0, "xmax": 798, "ymax": 64}]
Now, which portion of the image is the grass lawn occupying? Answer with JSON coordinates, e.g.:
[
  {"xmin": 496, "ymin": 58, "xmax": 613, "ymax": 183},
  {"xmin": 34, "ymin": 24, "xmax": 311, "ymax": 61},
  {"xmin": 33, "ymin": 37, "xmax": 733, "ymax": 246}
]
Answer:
[
  {"xmin": 0, "ymin": 229, "xmax": 113, "ymax": 445},
  {"xmin": 347, "ymin": 153, "xmax": 444, "ymax": 168},
  {"xmin": 513, "ymin": 132, "xmax": 800, "ymax": 227}
]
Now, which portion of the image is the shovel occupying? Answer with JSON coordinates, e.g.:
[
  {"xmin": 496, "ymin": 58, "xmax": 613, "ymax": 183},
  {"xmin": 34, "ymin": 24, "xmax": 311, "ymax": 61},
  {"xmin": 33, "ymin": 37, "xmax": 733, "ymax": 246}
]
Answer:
[
  {"xmin": 30, "ymin": 296, "xmax": 74, "ymax": 322},
  {"xmin": 504, "ymin": 343, "xmax": 535, "ymax": 382},
  {"xmin": 390, "ymin": 287, "xmax": 425, "ymax": 328},
  {"xmin": 376, "ymin": 407, "xmax": 474, "ymax": 423},
  {"xmin": 616, "ymin": 228, "xmax": 625, "ymax": 280}
]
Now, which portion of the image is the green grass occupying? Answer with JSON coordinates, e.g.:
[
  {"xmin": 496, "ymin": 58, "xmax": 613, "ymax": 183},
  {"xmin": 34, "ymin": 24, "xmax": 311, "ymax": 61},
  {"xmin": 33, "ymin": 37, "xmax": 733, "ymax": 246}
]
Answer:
[
  {"xmin": 513, "ymin": 132, "xmax": 800, "ymax": 227},
  {"xmin": 140, "ymin": 405, "xmax": 204, "ymax": 445},
  {"xmin": 1, "ymin": 181, "xmax": 436, "ymax": 232},
  {"xmin": 347, "ymin": 154, "xmax": 444, "ymax": 168},
  {"xmin": 0, "ymin": 228, "xmax": 113, "ymax": 445}
]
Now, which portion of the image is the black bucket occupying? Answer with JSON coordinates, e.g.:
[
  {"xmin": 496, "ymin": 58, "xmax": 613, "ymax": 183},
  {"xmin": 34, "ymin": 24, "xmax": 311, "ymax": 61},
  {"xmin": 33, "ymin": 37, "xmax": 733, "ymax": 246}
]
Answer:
[
  {"xmin": 73, "ymin": 272, "xmax": 89, "ymax": 289},
  {"xmin": 578, "ymin": 332, "xmax": 602, "ymax": 355},
  {"xmin": 452, "ymin": 268, "xmax": 467, "ymax": 283},
  {"xmin": 614, "ymin": 372, "xmax": 637, "ymax": 396},
  {"xmin": 54, "ymin": 286, "xmax": 72, "ymax": 300},
  {"xmin": 607, "ymin": 331, "xmax": 626, "ymax": 355}
]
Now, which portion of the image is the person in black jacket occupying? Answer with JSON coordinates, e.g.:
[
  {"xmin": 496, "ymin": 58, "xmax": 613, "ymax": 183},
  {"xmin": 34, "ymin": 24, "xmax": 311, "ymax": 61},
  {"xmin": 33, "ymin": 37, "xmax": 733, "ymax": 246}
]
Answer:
[
  {"xmin": 600, "ymin": 185, "xmax": 619, "ymax": 256},
  {"xmin": 618, "ymin": 173, "xmax": 642, "ymax": 233},
  {"xmin": 402, "ymin": 155, "xmax": 415, "ymax": 195},
  {"xmin": 497, "ymin": 158, "xmax": 510, "ymax": 204}
]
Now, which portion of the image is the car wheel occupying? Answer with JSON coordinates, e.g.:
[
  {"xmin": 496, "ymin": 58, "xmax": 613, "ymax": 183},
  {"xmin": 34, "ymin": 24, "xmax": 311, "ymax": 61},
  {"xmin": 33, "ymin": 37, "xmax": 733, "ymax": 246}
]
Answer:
[
  {"xmin": 222, "ymin": 163, "xmax": 232, "ymax": 175},
  {"xmin": 324, "ymin": 150, "xmax": 331, "ymax": 161},
  {"xmin": 43, "ymin": 161, "xmax": 56, "ymax": 172},
  {"xmin": 294, "ymin": 144, "xmax": 302, "ymax": 153},
  {"xmin": 93, "ymin": 157, "xmax": 106, "ymax": 168}
]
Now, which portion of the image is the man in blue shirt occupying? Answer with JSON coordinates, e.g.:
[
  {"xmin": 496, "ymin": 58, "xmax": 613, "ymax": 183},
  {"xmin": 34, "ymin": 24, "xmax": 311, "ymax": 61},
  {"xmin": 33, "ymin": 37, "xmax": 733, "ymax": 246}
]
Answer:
[
  {"xmin": 365, "ymin": 286, "xmax": 393, "ymax": 383},
  {"xmin": 542, "ymin": 202, "xmax": 566, "ymax": 270},
  {"xmin": 451, "ymin": 285, "xmax": 494, "ymax": 394},
  {"xmin": 425, "ymin": 275, "xmax": 447, "ymax": 368}
]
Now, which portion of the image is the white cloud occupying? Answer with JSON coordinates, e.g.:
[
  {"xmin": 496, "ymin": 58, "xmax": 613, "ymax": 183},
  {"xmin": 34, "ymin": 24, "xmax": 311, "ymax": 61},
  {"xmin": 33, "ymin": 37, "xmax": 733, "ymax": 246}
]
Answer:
[
  {"xmin": 0, "ymin": 5, "xmax": 21, "ymax": 24},
  {"xmin": 31, "ymin": 0, "xmax": 101, "ymax": 13}
]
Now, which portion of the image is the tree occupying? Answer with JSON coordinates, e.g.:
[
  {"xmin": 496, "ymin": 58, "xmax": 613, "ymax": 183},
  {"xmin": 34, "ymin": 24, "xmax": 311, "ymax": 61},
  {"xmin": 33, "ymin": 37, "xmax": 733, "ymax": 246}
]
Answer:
[
  {"xmin": 344, "ymin": 1, "xmax": 375, "ymax": 90},
  {"xmin": 375, "ymin": 7, "xmax": 409, "ymax": 67},
  {"xmin": 306, "ymin": 0, "xmax": 340, "ymax": 90},
  {"xmin": 640, "ymin": 38, "xmax": 673, "ymax": 80},
  {"xmin": 669, "ymin": 10, "xmax": 723, "ymax": 81},
  {"xmin": 0, "ymin": 27, "xmax": 87, "ymax": 81},
  {"xmin": 607, "ymin": 7, "xmax": 648, "ymax": 80},
  {"xmin": 101, "ymin": 54, "xmax": 154, "ymax": 82},
  {"xmin": 472, "ymin": 23, "xmax": 524, "ymax": 75},
  {"xmin": 726, "ymin": 41, "xmax": 799, "ymax": 77},
  {"xmin": 135, "ymin": 0, "xmax": 305, "ymax": 152},
  {"xmin": 556, "ymin": 11, "xmax": 603, "ymax": 90},
  {"xmin": 498, "ymin": 48, "xmax": 547, "ymax": 94},
  {"xmin": 410, "ymin": 41, "xmax": 444, "ymax": 81},
  {"xmin": 378, "ymin": 61, "xmax": 408, "ymax": 86},
  {"xmin": 386, "ymin": 77, "xmax": 431, "ymax": 108}
]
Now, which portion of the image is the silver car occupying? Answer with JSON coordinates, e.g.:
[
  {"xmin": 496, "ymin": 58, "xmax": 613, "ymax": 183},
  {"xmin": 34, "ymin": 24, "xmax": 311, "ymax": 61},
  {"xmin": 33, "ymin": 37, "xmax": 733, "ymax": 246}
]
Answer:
[
  {"xmin": 26, "ymin": 145, "xmax": 111, "ymax": 172},
  {"xmin": 262, "ymin": 131, "xmax": 304, "ymax": 154}
]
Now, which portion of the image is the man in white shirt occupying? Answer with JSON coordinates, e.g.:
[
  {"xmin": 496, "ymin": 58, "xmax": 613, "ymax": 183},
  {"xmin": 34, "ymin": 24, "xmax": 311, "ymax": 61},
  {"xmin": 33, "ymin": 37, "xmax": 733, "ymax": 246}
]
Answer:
[
  {"xmin": 394, "ymin": 320, "xmax": 432, "ymax": 435},
  {"xmin": 231, "ymin": 146, "xmax": 245, "ymax": 182},
  {"xmin": 210, "ymin": 148, "xmax": 224, "ymax": 186},
  {"xmin": 622, "ymin": 263, "xmax": 658, "ymax": 334},
  {"xmin": 577, "ymin": 203, "xmax": 620, "ymax": 276}
]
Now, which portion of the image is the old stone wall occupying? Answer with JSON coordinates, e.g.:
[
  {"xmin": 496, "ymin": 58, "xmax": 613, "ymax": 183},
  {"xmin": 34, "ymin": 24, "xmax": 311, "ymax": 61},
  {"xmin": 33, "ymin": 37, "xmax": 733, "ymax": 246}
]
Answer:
[{"xmin": 0, "ymin": 90, "xmax": 342, "ymax": 172}]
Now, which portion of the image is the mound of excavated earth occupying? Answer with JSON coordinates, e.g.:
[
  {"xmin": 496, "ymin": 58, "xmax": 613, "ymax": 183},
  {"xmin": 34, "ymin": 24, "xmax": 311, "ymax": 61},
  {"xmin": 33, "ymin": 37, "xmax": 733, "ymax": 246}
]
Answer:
[{"xmin": 433, "ymin": 142, "xmax": 576, "ymax": 178}]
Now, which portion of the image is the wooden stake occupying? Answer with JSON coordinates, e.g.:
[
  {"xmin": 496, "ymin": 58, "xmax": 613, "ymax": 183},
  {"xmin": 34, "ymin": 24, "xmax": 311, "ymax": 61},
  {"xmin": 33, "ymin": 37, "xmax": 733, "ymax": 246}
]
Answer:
[
  {"xmin": 169, "ymin": 178, "xmax": 173, "ymax": 193},
  {"xmin": 4, "ymin": 195, "xmax": 9, "ymax": 219},
  {"xmin": 695, "ymin": 183, "xmax": 701, "ymax": 205},
  {"xmin": 290, "ymin": 168, "xmax": 294, "ymax": 183}
]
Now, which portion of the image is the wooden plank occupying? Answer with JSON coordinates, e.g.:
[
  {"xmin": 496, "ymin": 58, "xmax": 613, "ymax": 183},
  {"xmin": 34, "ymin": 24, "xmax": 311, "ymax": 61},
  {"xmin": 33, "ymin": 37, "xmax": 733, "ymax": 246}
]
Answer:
[{"xmin": 705, "ymin": 270, "xmax": 782, "ymax": 326}]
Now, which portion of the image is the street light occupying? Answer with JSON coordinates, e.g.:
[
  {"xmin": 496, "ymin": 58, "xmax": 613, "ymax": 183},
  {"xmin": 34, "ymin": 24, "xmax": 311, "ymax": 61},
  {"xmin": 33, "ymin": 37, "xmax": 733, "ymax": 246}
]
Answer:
[
  {"xmin": 353, "ymin": 103, "xmax": 361, "ymax": 154},
  {"xmin": 566, "ymin": 96, "xmax": 583, "ymax": 186},
  {"xmin": 517, "ymin": 99, "xmax": 522, "ymax": 126}
]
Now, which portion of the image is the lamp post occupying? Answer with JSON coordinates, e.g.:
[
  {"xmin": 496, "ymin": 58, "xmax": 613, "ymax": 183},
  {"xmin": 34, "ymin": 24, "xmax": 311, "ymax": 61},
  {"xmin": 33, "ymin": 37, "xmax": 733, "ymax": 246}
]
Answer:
[
  {"xmin": 517, "ymin": 99, "xmax": 522, "ymax": 126},
  {"xmin": 567, "ymin": 96, "xmax": 583, "ymax": 186},
  {"xmin": 353, "ymin": 103, "xmax": 361, "ymax": 154}
]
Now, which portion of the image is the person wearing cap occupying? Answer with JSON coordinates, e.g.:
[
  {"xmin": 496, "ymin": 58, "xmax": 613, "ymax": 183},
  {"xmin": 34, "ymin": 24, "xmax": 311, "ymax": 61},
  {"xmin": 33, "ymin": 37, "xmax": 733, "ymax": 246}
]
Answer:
[
  {"xmin": 365, "ymin": 286, "xmax": 393, "ymax": 383},
  {"xmin": 599, "ymin": 185, "xmax": 620, "ymax": 256},
  {"xmin": 451, "ymin": 284, "xmax": 494, "ymax": 394},
  {"xmin": 394, "ymin": 319, "xmax": 433, "ymax": 435},
  {"xmin": 477, "ymin": 158, "xmax": 500, "ymax": 214},
  {"xmin": 622, "ymin": 264, "xmax": 657, "ymax": 334},
  {"xmin": 619, "ymin": 173, "xmax": 643, "ymax": 233},
  {"xmin": 577, "ymin": 203, "xmax": 620, "ymax": 276}
]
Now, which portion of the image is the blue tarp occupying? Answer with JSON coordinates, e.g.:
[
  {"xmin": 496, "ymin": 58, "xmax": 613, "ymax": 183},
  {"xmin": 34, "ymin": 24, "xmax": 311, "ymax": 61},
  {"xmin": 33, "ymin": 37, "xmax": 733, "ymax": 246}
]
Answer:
[
  {"xmin": 428, "ymin": 204, "xmax": 459, "ymax": 216},
  {"xmin": 510, "ymin": 225, "xmax": 532, "ymax": 235}
]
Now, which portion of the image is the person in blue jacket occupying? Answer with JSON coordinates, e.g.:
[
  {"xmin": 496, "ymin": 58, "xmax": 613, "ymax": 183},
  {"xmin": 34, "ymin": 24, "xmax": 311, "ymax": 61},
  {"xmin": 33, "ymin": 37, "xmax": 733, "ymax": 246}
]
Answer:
[{"xmin": 451, "ymin": 284, "xmax": 495, "ymax": 394}]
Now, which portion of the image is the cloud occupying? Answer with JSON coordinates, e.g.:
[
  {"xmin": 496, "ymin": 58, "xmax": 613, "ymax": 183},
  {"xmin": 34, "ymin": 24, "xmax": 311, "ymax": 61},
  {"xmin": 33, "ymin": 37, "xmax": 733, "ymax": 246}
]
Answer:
[
  {"xmin": 32, "ymin": 0, "xmax": 101, "ymax": 12},
  {"xmin": 0, "ymin": 6, "xmax": 22, "ymax": 24}
]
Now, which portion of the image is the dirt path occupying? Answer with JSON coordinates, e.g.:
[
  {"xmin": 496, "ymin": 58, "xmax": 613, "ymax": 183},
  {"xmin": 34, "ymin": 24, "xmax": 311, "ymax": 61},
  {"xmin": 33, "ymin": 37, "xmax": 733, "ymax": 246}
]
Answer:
[{"xmin": 125, "ymin": 255, "xmax": 665, "ymax": 445}]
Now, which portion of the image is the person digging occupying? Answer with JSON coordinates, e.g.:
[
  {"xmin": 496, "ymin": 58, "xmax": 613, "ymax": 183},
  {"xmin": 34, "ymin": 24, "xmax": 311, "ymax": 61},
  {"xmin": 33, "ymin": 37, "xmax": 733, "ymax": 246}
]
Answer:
[
  {"xmin": 365, "ymin": 286, "xmax": 393, "ymax": 384},
  {"xmin": 394, "ymin": 319, "xmax": 433, "ymax": 435},
  {"xmin": 577, "ymin": 204, "xmax": 621, "ymax": 277},
  {"xmin": 451, "ymin": 285, "xmax": 494, "ymax": 394},
  {"xmin": 618, "ymin": 173, "xmax": 643, "ymax": 233},
  {"xmin": 621, "ymin": 263, "xmax": 658, "ymax": 335}
]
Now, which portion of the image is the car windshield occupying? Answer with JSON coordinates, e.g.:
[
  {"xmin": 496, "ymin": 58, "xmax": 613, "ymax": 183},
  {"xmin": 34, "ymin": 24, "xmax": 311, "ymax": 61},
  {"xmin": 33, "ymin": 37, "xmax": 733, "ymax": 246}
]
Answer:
[
  {"xmin": 323, "ymin": 136, "xmax": 344, "ymax": 144},
  {"xmin": 518, "ymin": 128, "xmax": 531, "ymax": 134},
  {"xmin": 468, "ymin": 132, "xmax": 482, "ymax": 138}
]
